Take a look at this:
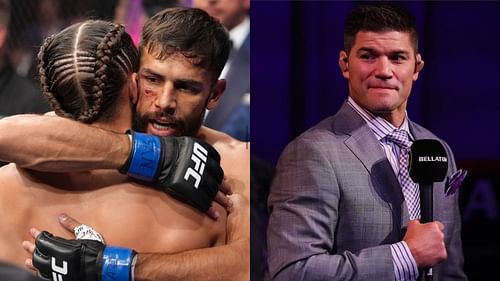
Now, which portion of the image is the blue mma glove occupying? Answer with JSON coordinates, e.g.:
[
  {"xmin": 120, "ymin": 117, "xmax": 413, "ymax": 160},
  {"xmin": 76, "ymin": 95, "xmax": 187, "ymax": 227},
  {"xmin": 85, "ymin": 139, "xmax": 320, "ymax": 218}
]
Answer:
[
  {"xmin": 120, "ymin": 130, "xmax": 224, "ymax": 212},
  {"xmin": 32, "ymin": 231, "xmax": 136, "ymax": 281}
]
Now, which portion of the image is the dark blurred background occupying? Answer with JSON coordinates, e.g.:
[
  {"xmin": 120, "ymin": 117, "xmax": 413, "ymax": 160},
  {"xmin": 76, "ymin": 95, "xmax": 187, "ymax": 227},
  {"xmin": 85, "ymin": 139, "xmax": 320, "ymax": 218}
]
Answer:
[
  {"xmin": 4, "ymin": 0, "xmax": 181, "ymax": 85},
  {"xmin": 252, "ymin": 1, "xmax": 500, "ymax": 280}
]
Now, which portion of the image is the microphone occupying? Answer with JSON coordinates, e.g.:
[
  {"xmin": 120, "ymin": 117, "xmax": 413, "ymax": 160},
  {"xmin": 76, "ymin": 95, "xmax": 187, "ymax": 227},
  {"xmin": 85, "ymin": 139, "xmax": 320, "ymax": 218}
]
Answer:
[
  {"xmin": 409, "ymin": 139, "xmax": 448, "ymax": 222},
  {"xmin": 409, "ymin": 139, "xmax": 448, "ymax": 281}
]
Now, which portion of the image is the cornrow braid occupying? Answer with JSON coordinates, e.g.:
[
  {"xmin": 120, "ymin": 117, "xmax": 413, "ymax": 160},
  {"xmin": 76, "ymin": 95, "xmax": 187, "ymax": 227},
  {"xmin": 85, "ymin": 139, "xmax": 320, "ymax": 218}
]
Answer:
[
  {"xmin": 37, "ymin": 20, "xmax": 139, "ymax": 124},
  {"xmin": 82, "ymin": 23, "xmax": 126, "ymax": 123},
  {"xmin": 38, "ymin": 34, "xmax": 74, "ymax": 120}
]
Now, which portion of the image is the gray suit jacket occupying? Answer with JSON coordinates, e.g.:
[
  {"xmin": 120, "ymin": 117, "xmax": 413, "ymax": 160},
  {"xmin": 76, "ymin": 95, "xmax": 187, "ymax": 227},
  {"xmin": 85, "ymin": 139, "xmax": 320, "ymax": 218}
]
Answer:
[{"xmin": 267, "ymin": 102, "xmax": 467, "ymax": 281}]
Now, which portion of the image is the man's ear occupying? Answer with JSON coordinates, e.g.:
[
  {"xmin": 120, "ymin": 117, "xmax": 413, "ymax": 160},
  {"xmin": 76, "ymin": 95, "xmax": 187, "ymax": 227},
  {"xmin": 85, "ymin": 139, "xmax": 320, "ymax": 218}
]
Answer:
[
  {"xmin": 413, "ymin": 53, "xmax": 424, "ymax": 81},
  {"xmin": 339, "ymin": 50, "xmax": 349, "ymax": 79},
  {"xmin": 206, "ymin": 79, "xmax": 226, "ymax": 110},
  {"xmin": 129, "ymin": 73, "xmax": 138, "ymax": 104}
]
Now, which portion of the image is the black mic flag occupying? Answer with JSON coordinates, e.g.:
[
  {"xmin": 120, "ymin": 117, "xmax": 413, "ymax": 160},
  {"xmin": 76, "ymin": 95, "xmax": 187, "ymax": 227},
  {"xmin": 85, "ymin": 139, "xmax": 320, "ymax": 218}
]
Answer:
[
  {"xmin": 409, "ymin": 139, "xmax": 448, "ymax": 185},
  {"xmin": 409, "ymin": 139, "xmax": 448, "ymax": 281},
  {"xmin": 409, "ymin": 139, "xmax": 448, "ymax": 223}
]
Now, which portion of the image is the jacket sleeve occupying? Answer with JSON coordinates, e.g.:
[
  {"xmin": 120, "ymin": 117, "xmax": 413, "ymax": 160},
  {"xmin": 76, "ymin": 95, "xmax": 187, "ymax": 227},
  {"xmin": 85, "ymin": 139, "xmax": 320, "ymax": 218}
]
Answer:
[
  {"xmin": 435, "ymin": 140, "xmax": 468, "ymax": 281},
  {"xmin": 267, "ymin": 135, "xmax": 394, "ymax": 281}
]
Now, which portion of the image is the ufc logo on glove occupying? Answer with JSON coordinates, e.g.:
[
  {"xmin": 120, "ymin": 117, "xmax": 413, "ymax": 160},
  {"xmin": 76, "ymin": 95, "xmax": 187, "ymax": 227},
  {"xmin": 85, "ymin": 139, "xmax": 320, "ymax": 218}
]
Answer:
[
  {"xmin": 184, "ymin": 142, "xmax": 208, "ymax": 188},
  {"xmin": 121, "ymin": 131, "xmax": 223, "ymax": 212},
  {"xmin": 51, "ymin": 257, "xmax": 68, "ymax": 281}
]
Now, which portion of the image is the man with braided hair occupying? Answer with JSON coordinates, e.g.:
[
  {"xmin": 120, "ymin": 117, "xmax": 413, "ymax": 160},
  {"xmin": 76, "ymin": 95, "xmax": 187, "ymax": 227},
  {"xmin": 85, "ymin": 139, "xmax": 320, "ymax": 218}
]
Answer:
[
  {"xmin": 0, "ymin": 7, "xmax": 249, "ymax": 281},
  {"xmin": 0, "ymin": 17, "xmax": 232, "ymax": 281}
]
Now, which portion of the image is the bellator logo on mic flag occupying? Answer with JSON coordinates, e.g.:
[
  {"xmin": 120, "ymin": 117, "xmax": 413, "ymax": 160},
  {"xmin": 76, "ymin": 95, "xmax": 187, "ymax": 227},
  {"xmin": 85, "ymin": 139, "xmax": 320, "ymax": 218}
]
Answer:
[{"xmin": 418, "ymin": 156, "xmax": 448, "ymax": 162}]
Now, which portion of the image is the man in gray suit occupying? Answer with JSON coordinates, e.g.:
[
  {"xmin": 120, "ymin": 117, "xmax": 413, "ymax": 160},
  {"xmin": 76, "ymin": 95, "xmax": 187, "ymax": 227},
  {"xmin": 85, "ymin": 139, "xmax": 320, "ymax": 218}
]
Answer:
[{"xmin": 267, "ymin": 4, "xmax": 467, "ymax": 281}]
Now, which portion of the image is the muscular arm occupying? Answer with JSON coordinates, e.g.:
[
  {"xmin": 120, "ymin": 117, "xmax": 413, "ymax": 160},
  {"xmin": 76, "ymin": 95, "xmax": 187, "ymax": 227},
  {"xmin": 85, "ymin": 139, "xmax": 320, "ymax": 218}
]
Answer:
[
  {"xmin": 136, "ymin": 157, "xmax": 250, "ymax": 281},
  {"xmin": 0, "ymin": 114, "xmax": 129, "ymax": 171},
  {"xmin": 136, "ymin": 194, "xmax": 250, "ymax": 281},
  {"xmin": 11, "ymin": 115, "xmax": 250, "ymax": 279},
  {"xmin": 25, "ymin": 192, "xmax": 249, "ymax": 281}
]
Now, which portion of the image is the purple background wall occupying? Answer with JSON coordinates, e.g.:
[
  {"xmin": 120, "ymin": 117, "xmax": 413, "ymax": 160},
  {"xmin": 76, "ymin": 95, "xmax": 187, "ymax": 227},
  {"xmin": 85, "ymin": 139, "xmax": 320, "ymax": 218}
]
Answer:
[{"xmin": 252, "ymin": 1, "xmax": 500, "ymax": 165}]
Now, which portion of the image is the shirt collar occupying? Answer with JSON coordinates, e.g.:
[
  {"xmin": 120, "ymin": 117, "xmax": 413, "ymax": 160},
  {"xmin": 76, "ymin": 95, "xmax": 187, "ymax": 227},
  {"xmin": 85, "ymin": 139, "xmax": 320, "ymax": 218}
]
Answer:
[
  {"xmin": 347, "ymin": 97, "xmax": 413, "ymax": 141},
  {"xmin": 229, "ymin": 16, "xmax": 250, "ymax": 51}
]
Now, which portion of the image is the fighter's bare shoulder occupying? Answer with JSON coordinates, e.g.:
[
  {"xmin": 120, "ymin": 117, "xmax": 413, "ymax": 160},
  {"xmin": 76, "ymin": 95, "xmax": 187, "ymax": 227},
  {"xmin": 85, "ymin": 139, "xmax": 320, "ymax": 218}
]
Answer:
[
  {"xmin": 198, "ymin": 126, "xmax": 250, "ymax": 198},
  {"xmin": 198, "ymin": 126, "xmax": 249, "ymax": 151}
]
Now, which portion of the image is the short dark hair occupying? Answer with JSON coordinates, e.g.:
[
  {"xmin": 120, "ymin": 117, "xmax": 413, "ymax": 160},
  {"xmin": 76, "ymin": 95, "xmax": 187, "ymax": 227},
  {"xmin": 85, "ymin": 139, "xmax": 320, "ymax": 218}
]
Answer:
[
  {"xmin": 139, "ymin": 7, "xmax": 231, "ymax": 84},
  {"xmin": 344, "ymin": 3, "xmax": 418, "ymax": 54},
  {"xmin": 38, "ymin": 20, "xmax": 139, "ymax": 123}
]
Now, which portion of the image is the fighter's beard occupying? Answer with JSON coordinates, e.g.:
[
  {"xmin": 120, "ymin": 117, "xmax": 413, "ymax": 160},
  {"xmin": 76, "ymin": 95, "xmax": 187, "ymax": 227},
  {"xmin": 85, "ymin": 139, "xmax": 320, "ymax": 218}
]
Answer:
[{"xmin": 132, "ymin": 110, "xmax": 204, "ymax": 137}]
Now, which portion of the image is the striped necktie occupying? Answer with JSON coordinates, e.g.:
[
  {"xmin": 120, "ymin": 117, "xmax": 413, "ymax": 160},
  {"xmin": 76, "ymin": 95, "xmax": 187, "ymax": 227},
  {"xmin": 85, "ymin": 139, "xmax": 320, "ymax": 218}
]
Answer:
[{"xmin": 386, "ymin": 130, "xmax": 421, "ymax": 219}]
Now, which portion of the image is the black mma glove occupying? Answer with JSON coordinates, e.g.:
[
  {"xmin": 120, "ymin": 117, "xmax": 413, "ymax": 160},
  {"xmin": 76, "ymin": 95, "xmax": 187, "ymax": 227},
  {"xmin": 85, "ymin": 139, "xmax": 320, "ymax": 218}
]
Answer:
[
  {"xmin": 120, "ymin": 130, "xmax": 224, "ymax": 212},
  {"xmin": 32, "ymin": 231, "xmax": 136, "ymax": 281}
]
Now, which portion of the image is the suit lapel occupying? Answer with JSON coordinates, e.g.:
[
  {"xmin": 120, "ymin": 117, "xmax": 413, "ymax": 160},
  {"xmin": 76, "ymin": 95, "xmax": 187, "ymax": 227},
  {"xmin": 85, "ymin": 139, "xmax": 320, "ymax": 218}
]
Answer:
[{"xmin": 334, "ymin": 103, "xmax": 407, "ymax": 233}]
